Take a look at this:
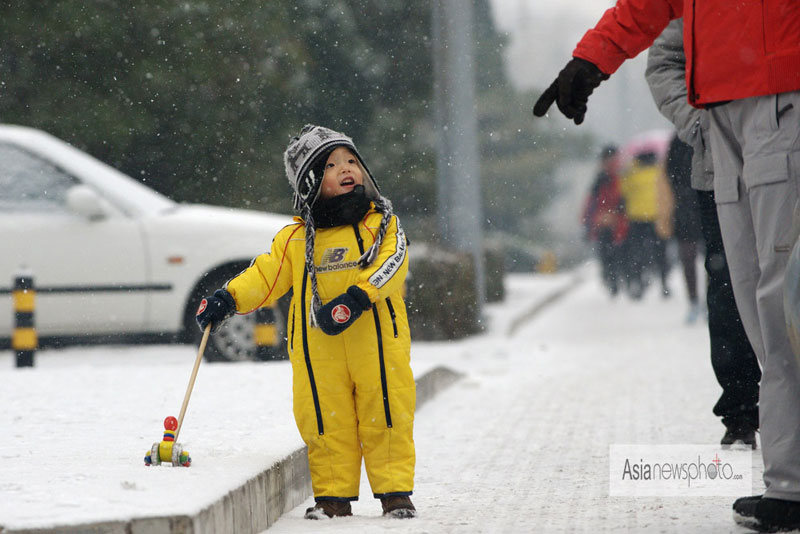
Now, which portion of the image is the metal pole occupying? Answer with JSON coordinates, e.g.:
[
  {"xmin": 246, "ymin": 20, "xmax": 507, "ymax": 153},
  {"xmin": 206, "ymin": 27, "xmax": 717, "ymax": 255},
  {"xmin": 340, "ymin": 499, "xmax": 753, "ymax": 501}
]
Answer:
[
  {"xmin": 431, "ymin": 0, "xmax": 450, "ymax": 242},
  {"xmin": 432, "ymin": 0, "xmax": 486, "ymax": 310}
]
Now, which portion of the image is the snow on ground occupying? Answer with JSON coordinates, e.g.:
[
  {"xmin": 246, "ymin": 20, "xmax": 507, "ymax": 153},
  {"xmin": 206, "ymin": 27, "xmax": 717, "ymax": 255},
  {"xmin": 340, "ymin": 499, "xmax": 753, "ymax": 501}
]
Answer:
[{"xmin": 0, "ymin": 265, "xmax": 762, "ymax": 533}]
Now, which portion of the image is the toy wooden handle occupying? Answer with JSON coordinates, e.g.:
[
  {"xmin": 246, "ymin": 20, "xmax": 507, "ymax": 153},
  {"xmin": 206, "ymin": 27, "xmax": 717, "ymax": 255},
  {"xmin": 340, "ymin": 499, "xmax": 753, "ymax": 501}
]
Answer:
[{"xmin": 175, "ymin": 323, "xmax": 210, "ymax": 442}]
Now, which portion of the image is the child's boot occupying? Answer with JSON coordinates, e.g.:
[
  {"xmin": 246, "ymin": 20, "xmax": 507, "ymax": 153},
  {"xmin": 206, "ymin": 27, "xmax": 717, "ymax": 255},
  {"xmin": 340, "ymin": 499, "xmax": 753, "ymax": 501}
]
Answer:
[
  {"xmin": 304, "ymin": 500, "xmax": 352, "ymax": 519},
  {"xmin": 381, "ymin": 495, "xmax": 416, "ymax": 518}
]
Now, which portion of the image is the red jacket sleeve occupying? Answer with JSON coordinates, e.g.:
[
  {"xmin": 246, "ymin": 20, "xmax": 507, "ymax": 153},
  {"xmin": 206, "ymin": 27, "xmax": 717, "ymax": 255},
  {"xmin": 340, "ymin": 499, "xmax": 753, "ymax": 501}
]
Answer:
[{"xmin": 573, "ymin": 0, "xmax": 683, "ymax": 75}]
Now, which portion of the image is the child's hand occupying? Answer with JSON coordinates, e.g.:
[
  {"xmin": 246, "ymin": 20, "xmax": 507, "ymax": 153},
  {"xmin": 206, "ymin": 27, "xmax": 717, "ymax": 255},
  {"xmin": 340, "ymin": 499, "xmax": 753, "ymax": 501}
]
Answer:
[
  {"xmin": 195, "ymin": 289, "xmax": 237, "ymax": 333},
  {"xmin": 316, "ymin": 286, "xmax": 372, "ymax": 335}
]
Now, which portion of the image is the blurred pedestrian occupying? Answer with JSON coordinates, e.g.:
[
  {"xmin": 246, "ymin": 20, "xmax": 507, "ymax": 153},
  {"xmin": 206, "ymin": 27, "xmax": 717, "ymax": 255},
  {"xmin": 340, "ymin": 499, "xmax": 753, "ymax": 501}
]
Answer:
[
  {"xmin": 581, "ymin": 145, "xmax": 628, "ymax": 296},
  {"xmin": 532, "ymin": 2, "xmax": 799, "ymax": 529},
  {"xmin": 618, "ymin": 151, "xmax": 671, "ymax": 299},
  {"xmin": 195, "ymin": 125, "xmax": 417, "ymax": 520},
  {"xmin": 664, "ymin": 132, "xmax": 703, "ymax": 323}
]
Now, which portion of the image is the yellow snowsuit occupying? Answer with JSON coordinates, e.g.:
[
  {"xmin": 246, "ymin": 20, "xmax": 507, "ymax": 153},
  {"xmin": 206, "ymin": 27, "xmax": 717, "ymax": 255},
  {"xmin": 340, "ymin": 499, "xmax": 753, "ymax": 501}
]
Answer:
[
  {"xmin": 620, "ymin": 162, "xmax": 675, "ymax": 238},
  {"xmin": 225, "ymin": 207, "xmax": 415, "ymax": 501},
  {"xmin": 620, "ymin": 162, "xmax": 660, "ymax": 223}
]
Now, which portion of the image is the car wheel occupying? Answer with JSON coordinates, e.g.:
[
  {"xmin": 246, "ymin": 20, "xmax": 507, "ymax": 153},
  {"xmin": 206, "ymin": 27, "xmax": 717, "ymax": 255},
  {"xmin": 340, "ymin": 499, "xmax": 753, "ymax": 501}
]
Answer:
[
  {"xmin": 186, "ymin": 271, "xmax": 290, "ymax": 362},
  {"xmin": 206, "ymin": 312, "xmax": 260, "ymax": 362}
]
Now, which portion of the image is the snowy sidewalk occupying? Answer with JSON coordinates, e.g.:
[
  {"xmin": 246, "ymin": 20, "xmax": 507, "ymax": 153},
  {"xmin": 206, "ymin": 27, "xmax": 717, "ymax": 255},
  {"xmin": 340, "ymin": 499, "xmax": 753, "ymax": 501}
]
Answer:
[
  {"xmin": 1, "ymin": 266, "xmax": 763, "ymax": 533},
  {"xmin": 0, "ymin": 270, "xmax": 583, "ymax": 533}
]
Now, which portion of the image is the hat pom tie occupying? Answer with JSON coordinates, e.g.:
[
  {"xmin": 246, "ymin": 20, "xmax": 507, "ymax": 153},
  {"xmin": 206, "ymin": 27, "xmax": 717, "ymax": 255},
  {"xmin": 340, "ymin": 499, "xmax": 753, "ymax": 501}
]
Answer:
[
  {"xmin": 358, "ymin": 244, "xmax": 379, "ymax": 268},
  {"xmin": 309, "ymin": 294, "xmax": 322, "ymax": 327}
]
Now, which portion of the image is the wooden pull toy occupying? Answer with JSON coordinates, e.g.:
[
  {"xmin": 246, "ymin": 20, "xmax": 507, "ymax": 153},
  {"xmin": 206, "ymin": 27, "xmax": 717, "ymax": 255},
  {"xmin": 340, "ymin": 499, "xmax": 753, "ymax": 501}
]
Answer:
[
  {"xmin": 144, "ymin": 416, "xmax": 191, "ymax": 467},
  {"xmin": 143, "ymin": 324, "xmax": 210, "ymax": 467}
]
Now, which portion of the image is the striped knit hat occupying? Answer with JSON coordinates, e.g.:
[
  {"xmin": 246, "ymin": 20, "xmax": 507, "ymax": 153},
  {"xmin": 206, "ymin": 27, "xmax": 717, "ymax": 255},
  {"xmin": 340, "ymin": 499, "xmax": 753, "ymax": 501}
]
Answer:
[{"xmin": 283, "ymin": 124, "xmax": 395, "ymax": 326}]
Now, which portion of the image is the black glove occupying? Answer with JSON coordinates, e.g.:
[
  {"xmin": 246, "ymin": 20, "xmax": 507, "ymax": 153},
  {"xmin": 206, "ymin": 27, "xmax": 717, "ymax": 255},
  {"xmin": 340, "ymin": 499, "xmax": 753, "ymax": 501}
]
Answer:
[
  {"xmin": 195, "ymin": 289, "xmax": 237, "ymax": 333},
  {"xmin": 532, "ymin": 57, "xmax": 609, "ymax": 125},
  {"xmin": 315, "ymin": 285, "xmax": 372, "ymax": 336}
]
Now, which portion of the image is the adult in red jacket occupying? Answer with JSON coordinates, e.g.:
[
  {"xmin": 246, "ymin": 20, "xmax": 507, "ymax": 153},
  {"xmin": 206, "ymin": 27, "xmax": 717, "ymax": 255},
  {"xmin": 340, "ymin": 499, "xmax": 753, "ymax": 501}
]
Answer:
[{"xmin": 533, "ymin": 2, "xmax": 800, "ymax": 531}]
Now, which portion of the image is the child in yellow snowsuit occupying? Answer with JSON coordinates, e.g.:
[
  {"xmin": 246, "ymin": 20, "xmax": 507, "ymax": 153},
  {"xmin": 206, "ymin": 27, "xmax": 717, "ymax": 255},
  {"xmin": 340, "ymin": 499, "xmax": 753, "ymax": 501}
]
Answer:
[{"xmin": 195, "ymin": 125, "xmax": 416, "ymax": 519}]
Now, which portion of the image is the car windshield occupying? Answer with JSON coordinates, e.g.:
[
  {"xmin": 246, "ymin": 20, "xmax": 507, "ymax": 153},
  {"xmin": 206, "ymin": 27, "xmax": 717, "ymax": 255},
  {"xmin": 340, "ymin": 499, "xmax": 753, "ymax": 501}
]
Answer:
[
  {"xmin": 0, "ymin": 128, "xmax": 176, "ymax": 216},
  {"xmin": 0, "ymin": 143, "xmax": 78, "ymax": 212}
]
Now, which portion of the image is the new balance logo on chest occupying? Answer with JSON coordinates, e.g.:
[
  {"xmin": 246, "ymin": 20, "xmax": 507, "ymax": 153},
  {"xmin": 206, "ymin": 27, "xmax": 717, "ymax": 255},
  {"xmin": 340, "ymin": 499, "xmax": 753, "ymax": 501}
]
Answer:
[{"xmin": 318, "ymin": 247, "xmax": 358, "ymax": 273}]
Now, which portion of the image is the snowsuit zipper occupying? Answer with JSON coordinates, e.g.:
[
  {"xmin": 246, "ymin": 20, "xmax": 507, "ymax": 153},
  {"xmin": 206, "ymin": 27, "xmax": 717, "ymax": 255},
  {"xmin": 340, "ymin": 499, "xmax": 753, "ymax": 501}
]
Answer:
[
  {"xmin": 300, "ymin": 267, "xmax": 325, "ymax": 435},
  {"xmin": 353, "ymin": 223, "xmax": 393, "ymax": 428},
  {"xmin": 689, "ymin": 0, "xmax": 698, "ymax": 103}
]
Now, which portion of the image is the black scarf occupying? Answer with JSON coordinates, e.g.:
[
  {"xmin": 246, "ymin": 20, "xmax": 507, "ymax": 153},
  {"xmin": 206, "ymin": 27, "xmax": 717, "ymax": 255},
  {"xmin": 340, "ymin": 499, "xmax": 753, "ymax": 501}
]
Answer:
[{"xmin": 311, "ymin": 185, "xmax": 371, "ymax": 228}]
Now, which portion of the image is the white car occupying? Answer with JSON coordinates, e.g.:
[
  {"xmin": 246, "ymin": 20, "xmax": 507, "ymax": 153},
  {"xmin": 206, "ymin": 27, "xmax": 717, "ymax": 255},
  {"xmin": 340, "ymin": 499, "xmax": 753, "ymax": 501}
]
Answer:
[{"xmin": 0, "ymin": 125, "xmax": 294, "ymax": 361}]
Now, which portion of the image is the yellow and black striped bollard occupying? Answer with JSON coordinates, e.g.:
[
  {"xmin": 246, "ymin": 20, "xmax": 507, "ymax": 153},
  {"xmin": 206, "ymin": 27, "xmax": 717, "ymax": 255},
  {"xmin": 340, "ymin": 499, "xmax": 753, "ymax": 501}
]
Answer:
[
  {"xmin": 13, "ymin": 274, "xmax": 37, "ymax": 368},
  {"xmin": 254, "ymin": 306, "xmax": 279, "ymax": 361}
]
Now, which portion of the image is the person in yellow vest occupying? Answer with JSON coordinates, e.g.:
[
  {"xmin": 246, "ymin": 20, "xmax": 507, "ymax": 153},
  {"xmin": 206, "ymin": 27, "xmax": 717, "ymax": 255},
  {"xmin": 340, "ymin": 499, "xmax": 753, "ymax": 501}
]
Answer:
[
  {"xmin": 196, "ymin": 125, "xmax": 416, "ymax": 520},
  {"xmin": 619, "ymin": 151, "xmax": 673, "ymax": 299}
]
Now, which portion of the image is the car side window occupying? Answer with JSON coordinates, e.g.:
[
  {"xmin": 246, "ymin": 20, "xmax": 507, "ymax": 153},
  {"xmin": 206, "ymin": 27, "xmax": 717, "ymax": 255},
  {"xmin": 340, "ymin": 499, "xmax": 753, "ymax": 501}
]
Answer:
[{"xmin": 0, "ymin": 143, "xmax": 79, "ymax": 212}]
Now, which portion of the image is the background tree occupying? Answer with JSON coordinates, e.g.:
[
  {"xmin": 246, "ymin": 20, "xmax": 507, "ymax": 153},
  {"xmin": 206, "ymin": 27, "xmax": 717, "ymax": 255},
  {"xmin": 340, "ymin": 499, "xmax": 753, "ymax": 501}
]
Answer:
[{"xmin": 0, "ymin": 0, "xmax": 592, "ymax": 247}]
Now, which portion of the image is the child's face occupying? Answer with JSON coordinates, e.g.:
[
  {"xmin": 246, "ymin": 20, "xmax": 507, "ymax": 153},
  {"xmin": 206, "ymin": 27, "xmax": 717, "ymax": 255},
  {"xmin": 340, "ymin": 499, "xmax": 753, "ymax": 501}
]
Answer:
[{"xmin": 319, "ymin": 146, "xmax": 364, "ymax": 199}]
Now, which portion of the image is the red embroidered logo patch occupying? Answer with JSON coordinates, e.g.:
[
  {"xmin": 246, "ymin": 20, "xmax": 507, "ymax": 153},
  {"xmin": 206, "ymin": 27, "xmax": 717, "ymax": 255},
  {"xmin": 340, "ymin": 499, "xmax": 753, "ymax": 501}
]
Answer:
[
  {"xmin": 196, "ymin": 299, "xmax": 208, "ymax": 315},
  {"xmin": 331, "ymin": 304, "xmax": 351, "ymax": 324}
]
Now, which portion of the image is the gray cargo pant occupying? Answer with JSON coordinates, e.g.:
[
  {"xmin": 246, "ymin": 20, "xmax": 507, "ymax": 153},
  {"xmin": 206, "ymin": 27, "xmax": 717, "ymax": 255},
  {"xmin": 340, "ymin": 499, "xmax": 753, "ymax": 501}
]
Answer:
[{"xmin": 709, "ymin": 90, "xmax": 800, "ymax": 501}]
